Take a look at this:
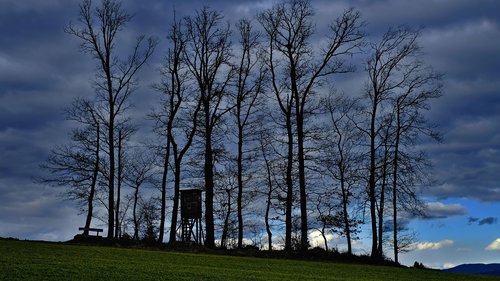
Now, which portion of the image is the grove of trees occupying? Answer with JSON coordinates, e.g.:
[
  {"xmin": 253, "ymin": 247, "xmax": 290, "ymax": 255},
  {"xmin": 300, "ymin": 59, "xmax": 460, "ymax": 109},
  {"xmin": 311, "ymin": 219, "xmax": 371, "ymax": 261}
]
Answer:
[{"xmin": 41, "ymin": 0, "xmax": 443, "ymax": 263}]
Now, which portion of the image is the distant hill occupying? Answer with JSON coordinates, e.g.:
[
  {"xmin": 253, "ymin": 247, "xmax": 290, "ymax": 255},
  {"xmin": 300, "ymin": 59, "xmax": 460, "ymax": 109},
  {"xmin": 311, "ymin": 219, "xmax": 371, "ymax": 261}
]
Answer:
[{"xmin": 443, "ymin": 264, "xmax": 500, "ymax": 276}]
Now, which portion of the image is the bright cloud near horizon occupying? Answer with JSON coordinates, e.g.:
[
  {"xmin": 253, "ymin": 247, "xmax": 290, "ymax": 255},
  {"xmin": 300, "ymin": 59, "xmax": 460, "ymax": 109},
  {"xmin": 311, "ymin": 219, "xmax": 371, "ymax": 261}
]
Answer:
[
  {"xmin": 412, "ymin": 240, "xmax": 454, "ymax": 251},
  {"xmin": 1, "ymin": 0, "xmax": 500, "ymax": 269},
  {"xmin": 486, "ymin": 238, "xmax": 500, "ymax": 251}
]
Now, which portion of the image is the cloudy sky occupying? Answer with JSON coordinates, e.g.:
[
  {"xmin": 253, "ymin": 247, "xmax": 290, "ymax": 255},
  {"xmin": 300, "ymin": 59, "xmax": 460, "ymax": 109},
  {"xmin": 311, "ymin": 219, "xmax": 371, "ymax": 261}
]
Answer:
[{"xmin": 1, "ymin": 0, "xmax": 499, "ymax": 269}]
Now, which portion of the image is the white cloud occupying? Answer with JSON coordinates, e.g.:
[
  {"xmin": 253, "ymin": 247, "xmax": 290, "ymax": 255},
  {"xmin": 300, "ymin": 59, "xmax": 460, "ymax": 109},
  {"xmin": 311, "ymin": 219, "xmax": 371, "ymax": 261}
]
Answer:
[
  {"xmin": 308, "ymin": 229, "xmax": 336, "ymax": 249},
  {"xmin": 412, "ymin": 239, "xmax": 454, "ymax": 251},
  {"xmin": 442, "ymin": 263, "xmax": 456, "ymax": 269},
  {"xmin": 485, "ymin": 238, "xmax": 500, "ymax": 251},
  {"xmin": 423, "ymin": 202, "xmax": 467, "ymax": 219}
]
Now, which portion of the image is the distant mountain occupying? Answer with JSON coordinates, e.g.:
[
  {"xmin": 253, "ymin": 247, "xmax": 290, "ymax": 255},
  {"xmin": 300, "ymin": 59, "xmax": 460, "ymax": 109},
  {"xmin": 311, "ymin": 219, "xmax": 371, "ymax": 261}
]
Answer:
[{"xmin": 443, "ymin": 263, "xmax": 500, "ymax": 277}]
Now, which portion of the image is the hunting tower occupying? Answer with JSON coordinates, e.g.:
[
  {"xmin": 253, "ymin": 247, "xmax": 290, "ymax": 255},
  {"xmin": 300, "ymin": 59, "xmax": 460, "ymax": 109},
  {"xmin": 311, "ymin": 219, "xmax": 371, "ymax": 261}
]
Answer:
[{"xmin": 180, "ymin": 189, "xmax": 203, "ymax": 244}]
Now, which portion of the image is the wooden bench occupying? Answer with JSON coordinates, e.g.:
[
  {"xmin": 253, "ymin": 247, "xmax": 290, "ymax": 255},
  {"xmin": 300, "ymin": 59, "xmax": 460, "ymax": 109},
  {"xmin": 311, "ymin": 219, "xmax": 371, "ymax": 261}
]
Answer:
[{"xmin": 79, "ymin": 227, "xmax": 104, "ymax": 237}]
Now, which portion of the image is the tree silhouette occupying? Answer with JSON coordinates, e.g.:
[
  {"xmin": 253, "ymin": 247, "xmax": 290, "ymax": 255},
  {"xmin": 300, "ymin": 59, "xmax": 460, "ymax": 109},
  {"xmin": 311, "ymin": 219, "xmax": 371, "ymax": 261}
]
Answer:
[
  {"xmin": 40, "ymin": 99, "xmax": 101, "ymax": 235},
  {"xmin": 65, "ymin": 0, "xmax": 157, "ymax": 239},
  {"xmin": 183, "ymin": 7, "xmax": 234, "ymax": 248},
  {"xmin": 233, "ymin": 19, "xmax": 267, "ymax": 248},
  {"xmin": 259, "ymin": 0, "xmax": 364, "ymax": 250},
  {"xmin": 363, "ymin": 26, "xmax": 442, "ymax": 259}
]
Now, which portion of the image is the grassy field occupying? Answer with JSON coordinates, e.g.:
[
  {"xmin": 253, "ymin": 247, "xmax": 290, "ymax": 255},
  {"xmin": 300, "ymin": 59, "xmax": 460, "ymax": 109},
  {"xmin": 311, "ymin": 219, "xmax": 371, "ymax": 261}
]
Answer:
[{"xmin": 0, "ymin": 239, "xmax": 498, "ymax": 281}]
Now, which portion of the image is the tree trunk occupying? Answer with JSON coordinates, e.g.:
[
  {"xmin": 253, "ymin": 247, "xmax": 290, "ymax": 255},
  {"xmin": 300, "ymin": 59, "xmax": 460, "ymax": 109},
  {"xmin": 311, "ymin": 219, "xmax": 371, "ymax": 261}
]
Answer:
[
  {"xmin": 377, "ymin": 132, "xmax": 390, "ymax": 257},
  {"xmin": 321, "ymin": 225, "xmax": 329, "ymax": 252},
  {"xmin": 262, "ymin": 135, "xmax": 274, "ymax": 251},
  {"xmin": 221, "ymin": 189, "xmax": 231, "ymax": 248},
  {"xmin": 265, "ymin": 192, "xmax": 273, "ymax": 251},
  {"xmin": 158, "ymin": 138, "xmax": 170, "ymax": 243},
  {"xmin": 284, "ymin": 111, "xmax": 294, "ymax": 251},
  {"xmin": 104, "ymin": 28, "xmax": 115, "ymax": 239},
  {"xmin": 377, "ymin": 171, "xmax": 387, "ymax": 257},
  {"xmin": 107, "ymin": 107, "xmax": 115, "ymax": 239},
  {"xmin": 84, "ymin": 123, "xmax": 100, "ymax": 236},
  {"xmin": 288, "ymin": 44, "xmax": 308, "ymax": 251},
  {"xmin": 237, "ymin": 126, "xmax": 244, "ymax": 248},
  {"xmin": 204, "ymin": 124, "xmax": 215, "ymax": 248},
  {"xmin": 343, "ymin": 203, "xmax": 352, "ymax": 255},
  {"xmin": 169, "ymin": 160, "xmax": 181, "ymax": 243},
  {"xmin": 393, "ymin": 107, "xmax": 401, "ymax": 264},
  {"xmin": 369, "ymin": 103, "xmax": 378, "ymax": 258},
  {"xmin": 296, "ymin": 114, "xmax": 308, "ymax": 251},
  {"xmin": 133, "ymin": 185, "xmax": 139, "ymax": 240},
  {"xmin": 340, "ymin": 166, "xmax": 352, "ymax": 255},
  {"xmin": 115, "ymin": 130, "xmax": 122, "ymax": 239}
]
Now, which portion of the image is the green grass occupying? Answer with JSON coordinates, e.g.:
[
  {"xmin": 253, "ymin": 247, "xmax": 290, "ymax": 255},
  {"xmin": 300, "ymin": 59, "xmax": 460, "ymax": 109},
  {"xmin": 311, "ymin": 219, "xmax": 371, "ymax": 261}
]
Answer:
[{"xmin": 0, "ymin": 239, "xmax": 497, "ymax": 281}]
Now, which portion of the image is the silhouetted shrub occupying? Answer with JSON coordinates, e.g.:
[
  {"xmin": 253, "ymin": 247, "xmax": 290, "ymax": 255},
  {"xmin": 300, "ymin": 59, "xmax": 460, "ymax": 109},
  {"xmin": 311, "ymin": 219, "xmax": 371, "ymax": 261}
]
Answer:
[{"xmin": 413, "ymin": 261, "xmax": 426, "ymax": 269}]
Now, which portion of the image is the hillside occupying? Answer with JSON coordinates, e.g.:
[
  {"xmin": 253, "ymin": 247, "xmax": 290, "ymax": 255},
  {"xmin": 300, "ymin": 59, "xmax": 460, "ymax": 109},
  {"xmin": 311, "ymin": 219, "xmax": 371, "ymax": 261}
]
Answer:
[
  {"xmin": 444, "ymin": 264, "xmax": 500, "ymax": 277},
  {"xmin": 0, "ymin": 239, "xmax": 498, "ymax": 281}
]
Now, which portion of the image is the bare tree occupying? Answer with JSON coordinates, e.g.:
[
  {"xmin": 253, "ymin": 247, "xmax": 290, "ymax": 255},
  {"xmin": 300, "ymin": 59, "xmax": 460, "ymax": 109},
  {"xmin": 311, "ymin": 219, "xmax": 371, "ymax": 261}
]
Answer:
[
  {"xmin": 376, "ymin": 113, "xmax": 393, "ymax": 257},
  {"xmin": 320, "ymin": 93, "xmax": 364, "ymax": 254},
  {"xmin": 215, "ymin": 163, "xmax": 238, "ymax": 249},
  {"xmin": 116, "ymin": 189, "xmax": 134, "ymax": 238},
  {"xmin": 183, "ymin": 7, "xmax": 234, "ymax": 248},
  {"xmin": 258, "ymin": 5, "xmax": 295, "ymax": 250},
  {"xmin": 115, "ymin": 125, "xmax": 135, "ymax": 238},
  {"xmin": 40, "ymin": 99, "xmax": 101, "ymax": 235},
  {"xmin": 363, "ymin": 26, "xmax": 442, "ymax": 259},
  {"xmin": 151, "ymin": 11, "xmax": 202, "ymax": 244},
  {"xmin": 259, "ymin": 0, "xmax": 364, "ymax": 250},
  {"xmin": 364, "ymin": 27, "xmax": 417, "ymax": 258},
  {"xmin": 233, "ymin": 19, "xmax": 267, "ymax": 248},
  {"xmin": 124, "ymin": 149, "xmax": 156, "ymax": 240},
  {"xmin": 257, "ymin": 127, "xmax": 278, "ymax": 251},
  {"xmin": 66, "ymin": 0, "xmax": 157, "ymax": 239},
  {"xmin": 162, "ymin": 15, "xmax": 205, "ymax": 245},
  {"xmin": 388, "ymin": 42, "xmax": 443, "ymax": 263},
  {"xmin": 115, "ymin": 130, "xmax": 124, "ymax": 239},
  {"xmin": 156, "ymin": 124, "xmax": 170, "ymax": 244},
  {"xmin": 139, "ymin": 197, "xmax": 160, "ymax": 244},
  {"xmin": 312, "ymin": 193, "xmax": 338, "ymax": 251}
]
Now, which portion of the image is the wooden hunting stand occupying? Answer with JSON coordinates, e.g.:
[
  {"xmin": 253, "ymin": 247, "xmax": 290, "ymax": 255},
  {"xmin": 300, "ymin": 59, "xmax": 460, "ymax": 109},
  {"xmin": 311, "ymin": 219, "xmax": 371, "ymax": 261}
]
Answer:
[{"xmin": 180, "ymin": 189, "xmax": 203, "ymax": 244}]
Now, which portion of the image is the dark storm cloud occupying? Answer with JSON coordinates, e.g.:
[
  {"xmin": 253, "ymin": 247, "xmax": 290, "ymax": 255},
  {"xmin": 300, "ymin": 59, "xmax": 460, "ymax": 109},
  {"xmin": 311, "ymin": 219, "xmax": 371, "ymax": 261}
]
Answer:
[
  {"xmin": 468, "ymin": 217, "xmax": 480, "ymax": 224},
  {"xmin": 422, "ymin": 22, "xmax": 500, "ymax": 79},
  {"xmin": 467, "ymin": 216, "xmax": 498, "ymax": 226},
  {"xmin": 0, "ymin": 0, "xmax": 97, "ymax": 240},
  {"xmin": 0, "ymin": 0, "xmax": 93, "ymax": 122},
  {"xmin": 361, "ymin": 0, "xmax": 499, "ymax": 31},
  {"xmin": 408, "ymin": 3, "xmax": 500, "ymax": 202},
  {"xmin": 382, "ymin": 219, "xmax": 411, "ymax": 233},
  {"xmin": 478, "ymin": 217, "xmax": 498, "ymax": 225},
  {"xmin": 422, "ymin": 202, "xmax": 468, "ymax": 219},
  {"xmin": 0, "ymin": 176, "xmax": 81, "ymax": 241},
  {"xmin": 423, "ymin": 115, "xmax": 500, "ymax": 202}
]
